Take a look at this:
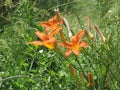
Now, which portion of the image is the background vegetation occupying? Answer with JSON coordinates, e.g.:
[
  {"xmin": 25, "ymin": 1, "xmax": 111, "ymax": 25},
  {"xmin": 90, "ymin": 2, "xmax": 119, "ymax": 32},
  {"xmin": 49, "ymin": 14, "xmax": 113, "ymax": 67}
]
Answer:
[{"xmin": 0, "ymin": 0, "xmax": 120, "ymax": 89}]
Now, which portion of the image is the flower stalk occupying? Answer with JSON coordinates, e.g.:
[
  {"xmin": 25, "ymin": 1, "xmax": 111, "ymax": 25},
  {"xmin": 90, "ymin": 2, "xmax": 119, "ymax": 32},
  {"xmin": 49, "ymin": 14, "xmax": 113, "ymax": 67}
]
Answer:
[{"xmin": 94, "ymin": 25, "xmax": 106, "ymax": 44}]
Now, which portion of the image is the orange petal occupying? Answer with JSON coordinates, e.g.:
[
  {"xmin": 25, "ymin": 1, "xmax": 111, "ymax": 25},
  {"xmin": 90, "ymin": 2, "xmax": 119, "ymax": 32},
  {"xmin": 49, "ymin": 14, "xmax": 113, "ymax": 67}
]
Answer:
[
  {"xmin": 76, "ymin": 30, "xmax": 85, "ymax": 42},
  {"xmin": 55, "ymin": 16, "xmax": 63, "ymax": 25},
  {"xmin": 45, "ymin": 27, "xmax": 51, "ymax": 32},
  {"xmin": 55, "ymin": 11, "xmax": 63, "ymax": 24},
  {"xmin": 70, "ymin": 36, "xmax": 78, "ymax": 45},
  {"xmin": 49, "ymin": 15, "xmax": 59, "ymax": 25},
  {"xmin": 40, "ymin": 22, "xmax": 53, "ymax": 32},
  {"xmin": 79, "ymin": 41, "xmax": 89, "ymax": 48},
  {"xmin": 72, "ymin": 50, "xmax": 79, "ymax": 56},
  {"xmin": 59, "ymin": 30, "xmax": 66, "ymax": 42},
  {"xmin": 49, "ymin": 16, "xmax": 56, "ymax": 25},
  {"xmin": 42, "ymin": 37, "xmax": 57, "ymax": 49},
  {"xmin": 35, "ymin": 31, "xmax": 49, "ymax": 41},
  {"xmin": 28, "ymin": 41, "xmax": 42, "ymax": 46},
  {"xmin": 48, "ymin": 26, "xmax": 62, "ymax": 37},
  {"xmin": 65, "ymin": 49, "xmax": 72, "ymax": 57},
  {"xmin": 60, "ymin": 42, "xmax": 72, "ymax": 48},
  {"xmin": 49, "ymin": 11, "xmax": 63, "ymax": 25},
  {"xmin": 40, "ymin": 22, "xmax": 51, "ymax": 27}
]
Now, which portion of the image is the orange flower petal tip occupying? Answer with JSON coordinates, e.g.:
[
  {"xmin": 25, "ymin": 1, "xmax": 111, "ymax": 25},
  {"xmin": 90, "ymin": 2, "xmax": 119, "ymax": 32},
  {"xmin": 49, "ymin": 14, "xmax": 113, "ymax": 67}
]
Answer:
[{"xmin": 28, "ymin": 41, "xmax": 42, "ymax": 46}]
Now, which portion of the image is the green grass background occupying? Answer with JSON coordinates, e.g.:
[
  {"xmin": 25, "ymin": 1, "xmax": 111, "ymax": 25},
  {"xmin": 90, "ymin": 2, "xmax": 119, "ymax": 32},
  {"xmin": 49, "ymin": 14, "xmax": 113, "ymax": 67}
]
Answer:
[{"xmin": 0, "ymin": 0, "xmax": 120, "ymax": 89}]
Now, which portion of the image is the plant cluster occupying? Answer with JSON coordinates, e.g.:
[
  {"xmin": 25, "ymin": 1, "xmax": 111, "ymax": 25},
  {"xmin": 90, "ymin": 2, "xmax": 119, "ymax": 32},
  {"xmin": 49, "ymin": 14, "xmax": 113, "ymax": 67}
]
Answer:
[
  {"xmin": 28, "ymin": 9, "xmax": 120, "ymax": 89},
  {"xmin": 0, "ymin": 0, "xmax": 119, "ymax": 89}
]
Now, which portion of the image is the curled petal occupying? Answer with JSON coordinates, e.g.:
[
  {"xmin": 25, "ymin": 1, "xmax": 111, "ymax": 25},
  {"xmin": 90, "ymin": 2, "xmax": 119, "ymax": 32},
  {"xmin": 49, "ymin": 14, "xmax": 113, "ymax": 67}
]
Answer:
[
  {"xmin": 28, "ymin": 41, "xmax": 42, "ymax": 46},
  {"xmin": 79, "ymin": 41, "xmax": 89, "ymax": 48}
]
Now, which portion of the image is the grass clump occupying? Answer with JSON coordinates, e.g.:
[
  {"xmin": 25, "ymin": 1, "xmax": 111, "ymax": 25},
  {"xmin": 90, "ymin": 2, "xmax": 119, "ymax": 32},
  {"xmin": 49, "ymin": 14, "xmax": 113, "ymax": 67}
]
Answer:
[{"xmin": 0, "ymin": 0, "xmax": 120, "ymax": 89}]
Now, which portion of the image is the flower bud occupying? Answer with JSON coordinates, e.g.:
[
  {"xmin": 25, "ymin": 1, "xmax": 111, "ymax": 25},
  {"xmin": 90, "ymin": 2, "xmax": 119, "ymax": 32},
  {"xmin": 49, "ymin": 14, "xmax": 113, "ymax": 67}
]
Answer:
[
  {"xmin": 88, "ymin": 72, "xmax": 94, "ymax": 87},
  {"xmin": 94, "ymin": 25, "xmax": 106, "ymax": 44},
  {"xmin": 69, "ymin": 63, "xmax": 77, "ymax": 78}
]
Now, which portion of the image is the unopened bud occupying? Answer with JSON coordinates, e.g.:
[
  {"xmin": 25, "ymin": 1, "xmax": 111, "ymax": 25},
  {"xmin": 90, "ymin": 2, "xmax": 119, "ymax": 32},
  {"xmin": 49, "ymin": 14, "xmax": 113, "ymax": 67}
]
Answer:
[
  {"xmin": 88, "ymin": 72, "xmax": 94, "ymax": 87},
  {"xmin": 94, "ymin": 25, "xmax": 106, "ymax": 44},
  {"xmin": 86, "ymin": 17, "xmax": 94, "ymax": 39},
  {"xmin": 69, "ymin": 63, "xmax": 77, "ymax": 78}
]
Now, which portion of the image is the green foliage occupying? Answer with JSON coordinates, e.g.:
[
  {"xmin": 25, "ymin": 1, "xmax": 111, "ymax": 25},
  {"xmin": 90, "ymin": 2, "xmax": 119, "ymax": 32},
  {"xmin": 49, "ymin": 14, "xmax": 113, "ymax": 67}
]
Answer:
[{"xmin": 0, "ymin": 0, "xmax": 120, "ymax": 90}]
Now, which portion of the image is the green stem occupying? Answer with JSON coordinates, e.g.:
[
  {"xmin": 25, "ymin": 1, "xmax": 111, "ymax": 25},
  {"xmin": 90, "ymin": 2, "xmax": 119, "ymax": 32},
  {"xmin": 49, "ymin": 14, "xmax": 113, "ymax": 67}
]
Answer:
[
  {"xmin": 83, "ymin": 49, "xmax": 99, "ymax": 82},
  {"xmin": 103, "ymin": 63, "xmax": 120, "ymax": 85},
  {"xmin": 74, "ymin": 56, "xmax": 88, "ymax": 82}
]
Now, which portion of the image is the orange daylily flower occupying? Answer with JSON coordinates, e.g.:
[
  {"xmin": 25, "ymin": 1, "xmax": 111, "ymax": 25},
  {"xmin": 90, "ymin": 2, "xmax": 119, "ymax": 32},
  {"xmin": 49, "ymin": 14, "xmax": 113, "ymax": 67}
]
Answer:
[
  {"xmin": 40, "ymin": 11, "xmax": 63, "ymax": 37},
  {"xmin": 28, "ymin": 31, "xmax": 57, "ymax": 49},
  {"xmin": 60, "ymin": 30, "xmax": 89, "ymax": 57}
]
